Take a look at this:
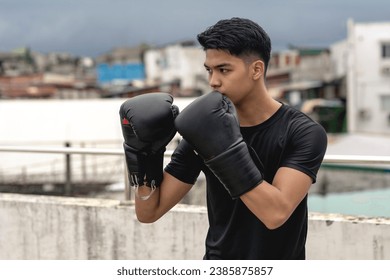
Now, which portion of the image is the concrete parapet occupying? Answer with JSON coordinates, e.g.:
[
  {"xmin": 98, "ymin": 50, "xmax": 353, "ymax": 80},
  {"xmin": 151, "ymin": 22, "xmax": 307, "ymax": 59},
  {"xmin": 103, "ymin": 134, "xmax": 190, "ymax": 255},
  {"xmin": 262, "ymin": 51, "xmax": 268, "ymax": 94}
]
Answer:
[
  {"xmin": 0, "ymin": 193, "xmax": 389, "ymax": 260},
  {"xmin": 307, "ymin": 212, "xmax": 390, "ymax": 259}
]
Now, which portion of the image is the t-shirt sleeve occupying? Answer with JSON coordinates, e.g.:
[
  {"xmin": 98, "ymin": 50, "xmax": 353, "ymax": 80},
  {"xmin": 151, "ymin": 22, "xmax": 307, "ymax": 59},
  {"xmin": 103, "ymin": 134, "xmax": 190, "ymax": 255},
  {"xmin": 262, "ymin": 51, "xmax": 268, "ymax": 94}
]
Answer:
[
  {"xmin": 164, "ymin": 138, "xmax": 203, "ymax": 185},
  {"xmin": 282, "ymin": 121, "xmax": 327, "ymax": 183}
]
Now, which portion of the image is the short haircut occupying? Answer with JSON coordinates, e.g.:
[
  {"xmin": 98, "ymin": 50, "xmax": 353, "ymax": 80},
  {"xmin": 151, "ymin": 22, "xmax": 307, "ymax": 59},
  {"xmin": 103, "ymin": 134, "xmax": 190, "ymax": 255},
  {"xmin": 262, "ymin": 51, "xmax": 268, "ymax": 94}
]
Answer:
[{"xmin": 197, "ymin": 17, "xmax": 272, "ymax": 76}]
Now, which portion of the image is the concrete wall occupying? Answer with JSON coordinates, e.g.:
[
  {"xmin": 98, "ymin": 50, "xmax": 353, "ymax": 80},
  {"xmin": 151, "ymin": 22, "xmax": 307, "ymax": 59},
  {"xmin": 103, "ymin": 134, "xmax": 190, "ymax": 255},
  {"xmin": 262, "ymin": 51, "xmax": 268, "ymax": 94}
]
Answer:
[
  {"xmin": 1, "ymin": 193, "xmax": 390, "ymax": 260},
  {"xmin": 307, "ymin": 213, "xmax": 390, "ymax": 259},
  {"xmin": 0, "ymin": 193, "xmax": 207, "ymax": 260}
]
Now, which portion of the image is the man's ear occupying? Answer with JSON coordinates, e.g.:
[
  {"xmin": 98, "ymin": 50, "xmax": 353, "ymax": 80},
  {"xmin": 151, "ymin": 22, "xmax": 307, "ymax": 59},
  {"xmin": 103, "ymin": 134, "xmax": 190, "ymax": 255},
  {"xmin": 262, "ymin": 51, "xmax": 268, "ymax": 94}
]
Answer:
[{"xmin": 252, "ymin": 60, "xmax": 265, "ymax": 80}]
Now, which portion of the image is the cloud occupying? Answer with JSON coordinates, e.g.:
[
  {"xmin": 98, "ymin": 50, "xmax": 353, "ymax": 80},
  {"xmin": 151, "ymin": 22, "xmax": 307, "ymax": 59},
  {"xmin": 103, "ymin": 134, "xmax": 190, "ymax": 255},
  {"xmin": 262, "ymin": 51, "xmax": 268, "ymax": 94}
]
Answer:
[{"xmin": 0, "ymin": 0, "xmax": 389, "ymax": 57}]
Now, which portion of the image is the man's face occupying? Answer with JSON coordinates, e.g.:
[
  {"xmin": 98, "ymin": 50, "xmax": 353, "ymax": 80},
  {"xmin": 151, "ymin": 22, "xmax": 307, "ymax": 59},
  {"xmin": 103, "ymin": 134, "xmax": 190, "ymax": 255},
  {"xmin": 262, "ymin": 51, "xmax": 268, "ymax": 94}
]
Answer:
[{"xmin": 203, "ymin": 49, "xmax": 254, "ymax": 105}]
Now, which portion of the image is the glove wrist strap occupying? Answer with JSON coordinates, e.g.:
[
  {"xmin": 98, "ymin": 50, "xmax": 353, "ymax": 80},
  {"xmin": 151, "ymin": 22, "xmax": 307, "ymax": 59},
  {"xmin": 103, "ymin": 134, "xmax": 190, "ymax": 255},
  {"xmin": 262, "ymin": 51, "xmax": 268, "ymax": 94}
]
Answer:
[
  {"xmin": 134, "ymin": 182, "xmax": 157, "ymax": 201},
  {"xmin": 205, "ymin": 141, "xmax": 263, "ymax": 199}
]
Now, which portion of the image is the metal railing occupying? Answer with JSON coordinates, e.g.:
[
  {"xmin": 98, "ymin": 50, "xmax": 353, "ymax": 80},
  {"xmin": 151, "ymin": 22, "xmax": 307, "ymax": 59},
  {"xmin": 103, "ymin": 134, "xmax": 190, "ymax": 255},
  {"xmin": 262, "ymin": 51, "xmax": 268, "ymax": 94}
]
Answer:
[
  {"xmin": 1, "ymin": 145, "xmax": 390, "ymax": 199},
  {"xmin": 0, "ymin": 145, "xmax": 126, "ymax": 197},
  {"xmin": 322, "ymin": 154, "xmax": 390, "ymax": 165},
  {"xmin": 0, "ymin": 145, "xmax": 124, "ymax": 156},
  {"xmin": 2, "ymin": 145, "xmax": 390, "ymax": 163}
]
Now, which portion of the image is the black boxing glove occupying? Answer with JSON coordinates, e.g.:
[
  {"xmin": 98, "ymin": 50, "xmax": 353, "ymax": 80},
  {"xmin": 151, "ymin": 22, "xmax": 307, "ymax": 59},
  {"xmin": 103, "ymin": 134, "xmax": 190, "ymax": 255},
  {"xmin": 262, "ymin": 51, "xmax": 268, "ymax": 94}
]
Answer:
[
  {"xmin": 119, "ymin": 93, "xmax": 179, "ymax": 195},
  {"xmin": 175, "ymin": 91, "xmax": 263, "ymax": 199}
]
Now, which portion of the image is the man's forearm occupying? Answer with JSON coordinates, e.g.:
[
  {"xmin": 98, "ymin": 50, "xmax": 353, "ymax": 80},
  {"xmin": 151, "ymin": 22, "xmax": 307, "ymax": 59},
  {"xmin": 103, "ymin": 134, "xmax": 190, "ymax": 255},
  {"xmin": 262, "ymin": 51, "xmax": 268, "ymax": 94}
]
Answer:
[{"xmin": 134, "ymin": 186, "xmax": 161, "ymax": 223}]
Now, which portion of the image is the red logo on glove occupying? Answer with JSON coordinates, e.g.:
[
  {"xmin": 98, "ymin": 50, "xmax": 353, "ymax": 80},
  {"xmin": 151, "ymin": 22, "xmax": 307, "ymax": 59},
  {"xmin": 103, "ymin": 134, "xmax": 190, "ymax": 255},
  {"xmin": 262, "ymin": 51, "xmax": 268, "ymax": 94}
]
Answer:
[{"xmin": 122, "ymin": 118, "xmax": 129, "ymax": 125}]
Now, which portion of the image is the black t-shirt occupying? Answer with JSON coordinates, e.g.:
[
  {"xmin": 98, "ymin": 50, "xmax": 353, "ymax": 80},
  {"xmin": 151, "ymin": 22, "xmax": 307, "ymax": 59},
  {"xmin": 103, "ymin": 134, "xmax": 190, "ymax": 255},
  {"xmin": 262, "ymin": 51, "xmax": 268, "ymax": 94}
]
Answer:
[{"xmin": 165, "ymin": 103, "xmax": 327, "ymax": 259}]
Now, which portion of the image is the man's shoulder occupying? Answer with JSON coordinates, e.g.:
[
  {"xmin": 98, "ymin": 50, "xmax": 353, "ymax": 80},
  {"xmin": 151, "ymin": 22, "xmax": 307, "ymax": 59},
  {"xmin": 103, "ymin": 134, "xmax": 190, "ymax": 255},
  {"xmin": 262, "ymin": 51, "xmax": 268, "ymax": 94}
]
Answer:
[
  {"xmin": 281, "ymin": 104, "xmax": 311, "ymax": 119},
  {"xmin": 279, "ymin": 104, "xmax": 327, "ymax": 143},
  {"xmin": 281, "ymin": 104, "xmax": 323, "ymax": 128}
]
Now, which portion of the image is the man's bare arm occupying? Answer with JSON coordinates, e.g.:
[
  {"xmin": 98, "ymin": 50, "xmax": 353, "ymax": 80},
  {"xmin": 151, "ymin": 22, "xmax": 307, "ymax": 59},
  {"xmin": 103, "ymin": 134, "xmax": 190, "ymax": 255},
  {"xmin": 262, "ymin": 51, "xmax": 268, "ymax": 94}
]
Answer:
[
  {"xmin": 135, "ymin": 171, "xmax": 193, "ymax": 223},
  {"xmin": 240, "ymin": 167, "xmax": 312, "ymax": 230}
]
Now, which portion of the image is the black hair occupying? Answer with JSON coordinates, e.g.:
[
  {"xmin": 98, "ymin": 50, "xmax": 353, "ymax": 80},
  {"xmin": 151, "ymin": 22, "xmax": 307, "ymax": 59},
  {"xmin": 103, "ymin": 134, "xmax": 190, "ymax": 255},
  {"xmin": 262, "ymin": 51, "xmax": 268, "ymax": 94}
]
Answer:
[{"xmin": 197, "ymin": 17, "xmax": 272, "ymax": 75}]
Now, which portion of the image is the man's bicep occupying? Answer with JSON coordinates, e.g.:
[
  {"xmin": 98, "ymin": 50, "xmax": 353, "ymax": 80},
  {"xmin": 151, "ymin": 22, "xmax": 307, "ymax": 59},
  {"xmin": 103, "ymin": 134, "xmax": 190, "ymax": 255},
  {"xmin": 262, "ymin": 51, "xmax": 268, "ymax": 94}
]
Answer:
[{"xmin": 272, "ymin": 167, "xmax": 312, "ymax": 209}]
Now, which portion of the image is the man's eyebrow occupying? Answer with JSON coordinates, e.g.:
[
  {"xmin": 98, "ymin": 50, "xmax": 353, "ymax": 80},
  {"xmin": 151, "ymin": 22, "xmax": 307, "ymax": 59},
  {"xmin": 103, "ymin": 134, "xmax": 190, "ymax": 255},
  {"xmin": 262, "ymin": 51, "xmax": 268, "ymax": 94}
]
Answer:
[{"xmin": 204, "ymin": 63, "xmax": 231, "ymax": 68}]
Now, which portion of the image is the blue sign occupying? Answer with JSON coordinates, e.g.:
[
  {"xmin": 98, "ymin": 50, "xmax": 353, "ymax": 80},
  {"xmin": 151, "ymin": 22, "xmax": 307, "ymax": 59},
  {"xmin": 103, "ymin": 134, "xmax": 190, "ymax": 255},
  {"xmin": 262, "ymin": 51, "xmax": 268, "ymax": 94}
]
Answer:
[{"xmin": 97, "ymin": 63, "xmax": 145, "ymax": 84}]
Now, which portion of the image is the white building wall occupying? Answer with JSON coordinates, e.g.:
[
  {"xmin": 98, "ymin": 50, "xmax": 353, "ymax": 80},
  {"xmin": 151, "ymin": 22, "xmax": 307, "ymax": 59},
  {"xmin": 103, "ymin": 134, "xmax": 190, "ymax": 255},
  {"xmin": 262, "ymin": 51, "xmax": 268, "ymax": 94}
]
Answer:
[
  {"xmin": 330, "ymin": 40, "xmax": 348, "ymax": 79},
  {"xmin": 292, "ymin": 52, "xmax": 332, "ymax": 82},
  {"xmin": 346, "ymin": 19, "xmax": 390, "ymax": 134},
  {"xmin": 143, "ymin": 50, "xmax": 162, "ymax": 84},
  {"xmin": 161, "ymin": 45, "xmax": 183, "ymax": 84},
  {"xmin": 144, "ymin": 44, "xmax": 207, "ymax": 95},
  {"xmin": 278, "ymin": 49, "xmax": 299, "ymax": 69},
  {"xmin": 180, "ymin": 48, "xmax": 207, "ymax": 90}
]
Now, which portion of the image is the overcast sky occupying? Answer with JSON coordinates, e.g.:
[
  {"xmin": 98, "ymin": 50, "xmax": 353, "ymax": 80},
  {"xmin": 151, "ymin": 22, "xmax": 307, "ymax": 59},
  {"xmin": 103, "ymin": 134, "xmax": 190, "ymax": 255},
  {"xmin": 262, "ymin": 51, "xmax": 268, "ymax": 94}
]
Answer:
[{"xmin": 0, "ymin": 0, "xmax": 389, "ymax": 57}]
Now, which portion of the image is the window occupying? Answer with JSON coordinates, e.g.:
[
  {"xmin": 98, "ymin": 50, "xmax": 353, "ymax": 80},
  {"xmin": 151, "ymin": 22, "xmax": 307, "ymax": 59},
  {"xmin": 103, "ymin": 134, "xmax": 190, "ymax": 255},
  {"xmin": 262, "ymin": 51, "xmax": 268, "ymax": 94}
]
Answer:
[
  {"xmin": 285, "ymin": 55, "xmax": 290, "ymax": 66},
  {"xmin": 381, "ymin": 43, "xmax": 390, "ymax": 58},
  {"xmin": 380, "ymin": 95, "xmax": 390, "ymax": 111}
]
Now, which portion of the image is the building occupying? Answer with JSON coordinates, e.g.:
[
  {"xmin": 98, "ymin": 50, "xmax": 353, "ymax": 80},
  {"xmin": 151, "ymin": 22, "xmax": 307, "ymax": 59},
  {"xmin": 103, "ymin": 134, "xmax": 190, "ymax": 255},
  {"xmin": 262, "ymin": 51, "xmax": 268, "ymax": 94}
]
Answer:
[
  {"xmin": 0, "ymin": 47, "xmax": 36, "ymax": 76},
  {"xmin": 0, "ymin": 73, "xmax": 101, "ymax": 99},
  {"xmin": 267, "ymin": 46, "xmax": 346, "ymax": 133},
  {"xmin": 267, "ymin": 46, "xmax": 339, "ymax": 104},
  {"xmin": 143, "ymin": 41, "xmax": 208, "ymax": 96},
  {"xmin": 0, "ymin": 74, "xmax": 55, "ymax": 98},
  {"xmin": 95, "ymin": 46, "xmax": 146, "ymax": 87},
  {"xmin": 0, "ymin": 48, "xmax": 99, "ymax": 99},
  {"xmin": 331, "ymin": 19, "xmax": 390, "ymax": 134}
]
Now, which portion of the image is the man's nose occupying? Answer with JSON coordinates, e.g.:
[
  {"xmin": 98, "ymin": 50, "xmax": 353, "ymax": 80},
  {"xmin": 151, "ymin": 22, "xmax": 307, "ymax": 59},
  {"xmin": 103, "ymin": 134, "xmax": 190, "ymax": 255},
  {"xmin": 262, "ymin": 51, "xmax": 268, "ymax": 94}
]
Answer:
[{"xmin": 209, "ymin": 73, "xmax": 221, "ymax": 89}]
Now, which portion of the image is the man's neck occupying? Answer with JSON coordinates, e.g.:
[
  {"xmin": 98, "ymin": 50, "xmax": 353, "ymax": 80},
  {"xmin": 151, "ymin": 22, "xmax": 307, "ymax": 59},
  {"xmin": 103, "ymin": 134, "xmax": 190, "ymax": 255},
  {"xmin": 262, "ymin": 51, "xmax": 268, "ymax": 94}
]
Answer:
[{"xmin": 237, "ymin": 93, "xmax": 282, "ymax": 127}]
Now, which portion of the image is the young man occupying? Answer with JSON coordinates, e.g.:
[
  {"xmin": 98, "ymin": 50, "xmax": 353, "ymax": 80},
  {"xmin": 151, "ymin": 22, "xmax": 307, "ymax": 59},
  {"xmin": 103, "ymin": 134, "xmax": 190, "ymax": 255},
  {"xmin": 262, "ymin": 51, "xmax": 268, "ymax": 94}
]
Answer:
[{"xmin": 120, "ymin": 17, "xmax": 327, "ymax": 259}]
